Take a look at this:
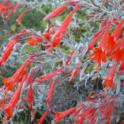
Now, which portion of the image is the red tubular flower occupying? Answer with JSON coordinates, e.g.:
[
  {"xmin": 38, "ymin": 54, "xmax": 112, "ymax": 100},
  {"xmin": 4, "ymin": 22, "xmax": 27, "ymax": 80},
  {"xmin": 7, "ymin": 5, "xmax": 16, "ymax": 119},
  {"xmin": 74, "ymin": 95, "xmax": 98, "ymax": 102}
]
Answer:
[
  {"xmin": 16, "ymin": 8, "xmax": 28, "ymax": 26},
  {"xmin": 0, "ymin": 2, "xmax": 7, "ymax": 15},
  {"xmin": 2, "ymin": 56, "xmax": 34, "ymax": 90},
  {"xmin": 99, "ymin": 20, "xmax": 111, "ymax": 49},
  {"xmin": 88, "ymin": 29, "xmax": 103, "ymax": 50},
  {"xmin": 0, "ymin": 5, "xmax": 13, "ymax": 15},
  {"xmin": 104, "ymin": 78, "xmax": 115, "ymax": 88},
  {"xmin": 4, "ymin": 3, "xmax": 20, "ymax": 22},
  {"xmin": 43, "ymin": 33, "xmax": 51, "ymax": 41},
  {"xmin": 2, "ymin": 77, "xmax": 15, "ymax": 91},
  {"xmin": 88, "ymin": 18, "xmax": 109, "ymax": 51},
  {"xmin": 104, "ymin": 35, "xmax": 116, "ymax": 55},
  {"xmin": 54, "ymin": 107, "xmax": 76, "ymax": 122},
  {"xmin": 90, "ymin": 47, "xmax": 106, "ymax": 64},
  {"xmin": 102, "ymin": 102, "xmax": 115, "ymax": 124},
  {"xmin": 45, "ymin": 80, "xmax": 57, "ymax": 105},
  {"xmin": 103, "ymin": 64, "xmax": 116, "ymax": 88},
  {"xmin": 11, "ymin": 56, "xmax": 33, "ymax": 81},
  {"xmin": 51, "ymin": 4, "xmax": 80, "ymax": 48},
  {"xmin": 112, "ymin": 19, "xmax": 124, "ymax": 40},
  {"xmin": 71, "ymin": 105, "xmax": 86, "ymax": 124},
  {"xmin": 4, "ymin": 78, "xmax": 25, "ymax": 117},
  {"xmin": 119, "ymin": 61, "xmax": 124, "ymax": 71},
  {"xmin": 27, "ymin": 82, "xmax": 33, "ymax": 110},
  {"xmin": 36, "ymin": 110, "xmax": 49, "ymax": 124},
  {"xmin": 0, "ymin": 39, "xmax": 17, "ymax": 66},
  {"xmin": 36, "ymin": 67, "xmax": 63, "ymax": 83},
  {"xmin": 86, "ymin": 107, "xmax": 96, "ymax": 124},
  {"xmin": 26, "ymin": 67, "xmax": 41, "ymax": 110},
  {"xmin": 112, "ymin": 48, "xmax": 124, "ymax": 62},
  {"xmin": 0, "ymin": 29, "xmax": 26, "ymax": 67},
  {"xmin": 73, "ymin": 116, "xmax": 85, "ymax": 124},
  {"xmin": 27, "ymin": 37, "xmax": 42, "ymax": 46},
  {"xmin": 44, "ymin": 4, "xmax": 68, "ymax": 20},
  {"xmin": 112, "ymin": 18, "xmax": 119, "ymax": 25},
  {"xmin": 0, "ymin": 7, "xmax": 4, "ymax": 15}
]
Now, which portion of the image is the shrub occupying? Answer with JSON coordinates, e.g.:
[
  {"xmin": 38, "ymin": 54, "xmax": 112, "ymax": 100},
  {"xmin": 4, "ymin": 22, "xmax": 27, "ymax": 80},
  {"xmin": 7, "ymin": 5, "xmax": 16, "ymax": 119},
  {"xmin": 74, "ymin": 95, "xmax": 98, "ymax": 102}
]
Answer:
[{"xmin": 0, "ymin": 0, "xmax": 124, "ymax": 124}]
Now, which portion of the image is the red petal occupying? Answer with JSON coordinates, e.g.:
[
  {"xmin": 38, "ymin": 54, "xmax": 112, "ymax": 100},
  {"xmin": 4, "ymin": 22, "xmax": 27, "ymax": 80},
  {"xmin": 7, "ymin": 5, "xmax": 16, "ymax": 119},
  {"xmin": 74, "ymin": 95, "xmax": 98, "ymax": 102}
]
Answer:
[
  {"xmin": 27, "ymin": 37, "xmax": 42, "ymax": 46},
  {"xmin": 36, "ymin": 67, "xmax": 63, "ymax": 83},
  {"xmin": 36, "ymin": 110, "xmax": 49, "ymax": 124},
  {"xmin": 44, "ymin": 5, "xmax": 67, "ymax": 20},
  {"xmin": 45, "ymin": 80, "xmax": 57, "ymax": 104},
  {"xmin": 90, "ymin": 48, "xmax": 106, "ymax": 64},
  {"xmin": 2, "ymin": 77, "xmax": 15, "ymax": 91},
  {"xmin": 16, "ymin": 8, "xmax": 28, "ymax": 26},
  {"xmin": 103, "ymin": 79, "xmax": 115, "ymax": 88},
  {"xmin": 54, "ymin": 107, "xmax": 75, "ymax": 122},
  {"xmin": 51, "ymin": 4, "xmax": 80, "ymax": 48}
]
